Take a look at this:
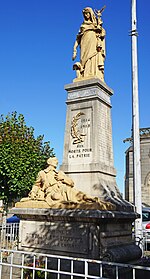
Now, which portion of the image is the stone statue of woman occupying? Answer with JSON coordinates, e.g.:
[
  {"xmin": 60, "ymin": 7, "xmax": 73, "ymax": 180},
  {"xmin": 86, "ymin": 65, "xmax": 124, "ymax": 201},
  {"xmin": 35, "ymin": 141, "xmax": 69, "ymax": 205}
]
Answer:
[{"xmin": 72, "ymin": 7, "xmax": 106, "ymax": 82}]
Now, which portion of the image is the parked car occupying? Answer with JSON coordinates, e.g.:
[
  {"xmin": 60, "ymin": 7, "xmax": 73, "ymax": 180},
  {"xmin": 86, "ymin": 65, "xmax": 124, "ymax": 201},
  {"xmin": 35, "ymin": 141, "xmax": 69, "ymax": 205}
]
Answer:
[
  {"xmin": 6, "ymin": 214, "xmax": 20, "ymax": 223},
  {"xmin": 4, "ymin": 215, "xmax": 20, "ymax": 242},
  {"xmin": 142, "ymin": 207, "xmax": 150, "ymax": 247}
]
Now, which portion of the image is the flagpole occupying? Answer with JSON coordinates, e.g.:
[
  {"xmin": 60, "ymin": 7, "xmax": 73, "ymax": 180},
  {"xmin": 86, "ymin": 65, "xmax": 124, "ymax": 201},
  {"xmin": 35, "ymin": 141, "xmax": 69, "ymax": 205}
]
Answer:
[{"xmin": 130, "ymin": 0, "xmax": 143, "ymax": 250}]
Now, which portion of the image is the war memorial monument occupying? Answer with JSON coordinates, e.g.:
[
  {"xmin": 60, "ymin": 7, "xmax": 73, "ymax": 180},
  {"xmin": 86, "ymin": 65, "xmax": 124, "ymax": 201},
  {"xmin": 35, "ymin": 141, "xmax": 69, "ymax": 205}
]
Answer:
[{"xmin": 12, "ymin": 6, "xmax": 141, "ymax": 264}]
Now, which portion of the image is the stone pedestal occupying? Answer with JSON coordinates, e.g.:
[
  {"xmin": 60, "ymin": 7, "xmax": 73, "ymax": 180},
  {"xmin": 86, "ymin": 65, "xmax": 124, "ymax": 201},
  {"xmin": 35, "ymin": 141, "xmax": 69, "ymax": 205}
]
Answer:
[
  {"xmin": 11, "ymin": 208, "xmax": 141, "ymax": 263},
  {"xmin": 61, "ymin": 78, "xmax": 121, "ymax": 201}
]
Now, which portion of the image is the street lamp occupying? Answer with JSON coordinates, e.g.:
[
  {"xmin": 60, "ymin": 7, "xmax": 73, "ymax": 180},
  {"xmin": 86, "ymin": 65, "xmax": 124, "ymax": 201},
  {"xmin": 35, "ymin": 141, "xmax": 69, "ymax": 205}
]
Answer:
[{"xmin": 130, "ymin": 0, "xmax": 143, "ymax": 250}]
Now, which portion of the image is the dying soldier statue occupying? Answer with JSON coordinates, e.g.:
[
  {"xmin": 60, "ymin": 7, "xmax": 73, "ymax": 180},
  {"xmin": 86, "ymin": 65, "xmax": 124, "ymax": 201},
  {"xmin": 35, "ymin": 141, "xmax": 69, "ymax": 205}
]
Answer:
[{"xmin": 16, "ymin": 157, "xmax": 115, "ymax": 210}]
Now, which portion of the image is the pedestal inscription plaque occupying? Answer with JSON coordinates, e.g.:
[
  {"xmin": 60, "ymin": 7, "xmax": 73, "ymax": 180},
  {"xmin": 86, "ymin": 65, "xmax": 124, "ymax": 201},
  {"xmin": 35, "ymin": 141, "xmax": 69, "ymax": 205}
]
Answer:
[{"xmin": 20, "ymin": 220, "xmax": 89, "ymax": 255}]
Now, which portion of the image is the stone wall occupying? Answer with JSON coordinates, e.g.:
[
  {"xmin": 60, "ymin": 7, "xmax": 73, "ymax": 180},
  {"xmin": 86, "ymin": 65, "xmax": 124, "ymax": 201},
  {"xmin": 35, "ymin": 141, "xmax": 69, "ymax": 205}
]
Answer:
[{"xmin": 125, "ymin": 130, "xmax": 150, "ymax": 205}]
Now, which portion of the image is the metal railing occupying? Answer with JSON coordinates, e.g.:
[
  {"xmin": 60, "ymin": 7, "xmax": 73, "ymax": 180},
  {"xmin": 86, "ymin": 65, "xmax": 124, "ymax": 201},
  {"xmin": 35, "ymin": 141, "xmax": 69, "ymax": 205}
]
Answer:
[
  {"xmin": 0, "ymin": 224, "xmax": 150, "ymax": 278},
  {"xmin": 0, "ymin": 248, "xmax": 150, "ymax": 279},
  {"xmin": 0, "ymin": 223, "xmax": 19, "ymax": 250},
  {"xmin": 0, "ymin": 222, "xmax": 150, "ymax": 253},
  {"xmin": 133, "ymin": 229, "xmax": 150, "ymax": 252}
]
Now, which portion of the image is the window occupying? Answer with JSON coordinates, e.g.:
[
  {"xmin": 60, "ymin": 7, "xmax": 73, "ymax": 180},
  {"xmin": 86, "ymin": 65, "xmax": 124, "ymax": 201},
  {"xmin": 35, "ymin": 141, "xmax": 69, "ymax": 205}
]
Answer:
[{"xmin": 142, "ymin": 211, "xmax": 150, "ymax": 221}]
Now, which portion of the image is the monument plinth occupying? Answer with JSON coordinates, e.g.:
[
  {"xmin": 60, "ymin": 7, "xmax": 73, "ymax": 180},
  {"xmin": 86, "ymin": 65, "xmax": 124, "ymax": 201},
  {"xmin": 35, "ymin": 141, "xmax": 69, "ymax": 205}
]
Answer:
[
  {"xmin": 11, "ymin": 207, "xmax": 141, "ymax": 263},
  {"xmin": 61, "ymin": 78, "xmax": 127, "ymax": 209}
]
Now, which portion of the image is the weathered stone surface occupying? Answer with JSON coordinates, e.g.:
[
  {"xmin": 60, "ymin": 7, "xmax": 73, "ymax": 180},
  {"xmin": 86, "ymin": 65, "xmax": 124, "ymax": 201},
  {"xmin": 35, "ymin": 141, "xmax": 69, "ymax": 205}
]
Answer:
[
  {"xmin": 15, "ymin": 199, "xmax": 115, "ymax": 210},
  {"xmin": 11, "ymin": 208, "xmax": 141, "ymax": 262},
  {"xmin": 61, "ymin": 78, "xmax": 131, "ymax": 210}
]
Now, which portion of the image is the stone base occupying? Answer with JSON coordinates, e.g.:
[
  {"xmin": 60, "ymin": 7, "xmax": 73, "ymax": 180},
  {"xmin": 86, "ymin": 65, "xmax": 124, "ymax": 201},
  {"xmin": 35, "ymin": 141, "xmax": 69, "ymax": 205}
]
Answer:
[
  {"xmin": 11, "ymin": 207, "xmax": 141, "ymax": 263},
  {"xmin": 15, "ymin": 199, "xmax": 115, "ymax": 210},
  {"xmin": 15, "ymin": 200, "xmax": 49, "ymax": 208}
]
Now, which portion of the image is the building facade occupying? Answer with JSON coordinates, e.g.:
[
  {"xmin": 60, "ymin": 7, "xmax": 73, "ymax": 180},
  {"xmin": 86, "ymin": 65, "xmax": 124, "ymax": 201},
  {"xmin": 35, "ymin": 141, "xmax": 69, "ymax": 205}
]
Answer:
[{"xmin": 125, "ymin": 128, "xmax": 150, "ymax": 206}]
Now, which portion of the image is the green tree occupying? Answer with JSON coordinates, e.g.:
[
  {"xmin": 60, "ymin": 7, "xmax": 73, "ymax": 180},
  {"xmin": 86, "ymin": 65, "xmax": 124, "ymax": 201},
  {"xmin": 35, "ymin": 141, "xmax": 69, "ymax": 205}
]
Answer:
[{"xmin": 0, "ymin": 112, "xmax": 55, "ymax": 204}]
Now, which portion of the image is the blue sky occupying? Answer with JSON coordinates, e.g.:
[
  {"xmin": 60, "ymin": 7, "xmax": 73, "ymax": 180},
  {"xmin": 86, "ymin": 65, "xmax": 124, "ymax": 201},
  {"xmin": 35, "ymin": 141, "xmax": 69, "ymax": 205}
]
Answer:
[{"xmin": 0, "ymin": 0, "xmax": 149, "ymax": 195}]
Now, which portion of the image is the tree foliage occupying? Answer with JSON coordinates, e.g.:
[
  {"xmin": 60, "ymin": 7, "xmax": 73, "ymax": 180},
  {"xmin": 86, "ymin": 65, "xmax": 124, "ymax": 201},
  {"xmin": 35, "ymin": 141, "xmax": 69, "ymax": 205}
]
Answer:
[{"xmin": 0, "ymin": 112, "xmax": 55, "ymax": 204}]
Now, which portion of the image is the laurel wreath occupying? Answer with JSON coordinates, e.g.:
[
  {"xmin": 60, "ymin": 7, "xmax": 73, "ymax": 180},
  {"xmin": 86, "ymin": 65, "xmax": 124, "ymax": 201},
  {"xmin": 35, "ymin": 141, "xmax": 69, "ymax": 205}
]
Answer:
[{"xmin": 71, "ymin": 112, "xmax": 86, "ymax": 144}]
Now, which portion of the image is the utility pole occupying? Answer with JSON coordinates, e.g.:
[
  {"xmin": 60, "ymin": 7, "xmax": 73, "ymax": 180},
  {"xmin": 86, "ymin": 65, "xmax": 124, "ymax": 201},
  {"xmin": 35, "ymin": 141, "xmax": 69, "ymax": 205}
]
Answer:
[{"xmin": 130, "ymin": 0, "xmax": 143, "ymax": 249}]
